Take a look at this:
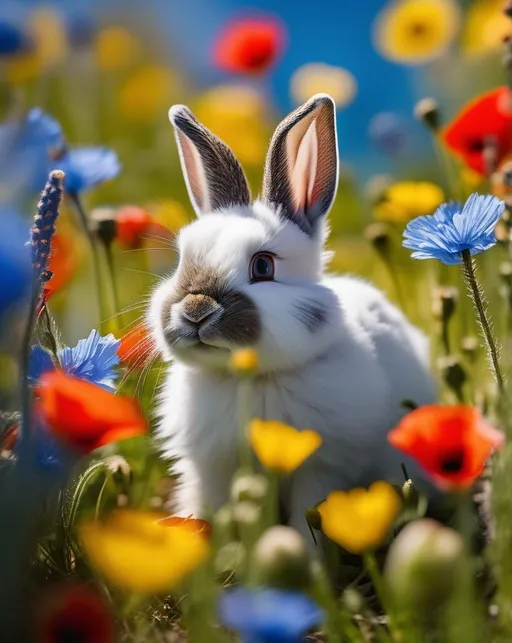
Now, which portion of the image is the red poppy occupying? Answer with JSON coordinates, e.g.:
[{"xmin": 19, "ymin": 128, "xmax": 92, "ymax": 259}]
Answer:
[
  {"xmin": 117, "ymin": 324, "xmax": 156, "ymax": 368},
  {"xmin": 115, "ymin": 205, "xmax": 170, "ymax": 249},
  {"xmin": 158, "ymin": 515, "xmax": 212, "ymax": 539},
  {"xmin": 36, "ymin": 583, "xmax": 115, "ymax": 643},
  {"xmin": 442, "ymin": 87, "xmax": 512, "ymax": 175},
  {"xmin": 388, "ymin": 405, "xmax": 504, "ymax": 490},
  {"xmin": 213, "ymin": 16, "xmax": 286, "ymax": 75},
  {"xmin": 37, "ymin": 371, "xmax": 147, "ymax": 453}
]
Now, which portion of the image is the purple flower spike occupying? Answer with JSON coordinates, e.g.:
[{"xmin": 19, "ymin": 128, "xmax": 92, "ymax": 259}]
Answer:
[{"xmin": 31, "ymin": 170, "xmax": 65, "ymax": 289}]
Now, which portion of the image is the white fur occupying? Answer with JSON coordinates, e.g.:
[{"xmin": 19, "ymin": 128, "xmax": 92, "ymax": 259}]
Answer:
[{"xmin": 149, "ymin": 201, "xmax": 437, "ymax": 541}]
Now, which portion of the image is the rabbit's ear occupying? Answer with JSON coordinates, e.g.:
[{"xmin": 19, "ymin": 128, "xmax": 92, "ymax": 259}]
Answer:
[
  {"xmin": 262, "ymin": 94, "xmax": 338, "ymax": 235},
  {"xmin": 169, "ymin": 105, "xmax": 251, "ymax": 216}
]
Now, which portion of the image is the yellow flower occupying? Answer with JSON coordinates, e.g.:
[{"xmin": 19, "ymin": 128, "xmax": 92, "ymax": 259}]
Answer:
[
  {"xmin": 27, "ymin": 7, "xmax": 68, "ymax": 68},
  {"xmin": 318, "ymin": 482, "xmax": 402, "ymax": 553},
  {"xmin": 6, "ymin": 52, "xmax": 41, "ymax": 85},
  {"xmin": 462, "ymin": 0, "xmax": 510, "ymax": 57},
  {"xmin": 230, "ymin": 348, "xmax": 259, "ymax": 374},
  {"xmin": 373, "ymin": 0, "xmax": 460, "ymax": 65},
  {"xmin": 375, "ymin": 181, "xmax": 444, "ymax": 223},
  {"xmin": 290, "ymin": 63, "xmax": 357, "ymax": 108},
  {"xmin": 119, "ymin": 66, "xmax": 177, "ymax": 122},
  {"xmin": 79, "ymin": 509, "xmax": 209, "ymax": 594},
  {"xmin": 249, "ymin": 420, "xmax": 322, "ymax": 474},
  {"xmin": 195, "ymin": 85, "xmax": 269, "ymax": 165},
  {"xmin": 95, "ymin": 27, "xmax": 140, "ymax": 70}
]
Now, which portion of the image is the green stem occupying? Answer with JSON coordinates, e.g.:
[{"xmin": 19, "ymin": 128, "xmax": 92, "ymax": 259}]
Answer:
[
  {"xmin": 461, "ymin": 249, "xmax": 505, "ymax": 395},
  {"xmin": 237, "ymin": 379, "xmax": 253, "ymax": 472},
  {"xmin": 69, "ymin": 192, "xmax": 107, "ymax": 329},
  {"xmin": 17, "ymin": 284, "xmax": 38, "ymax": 451},
  {"xmin": 102, "ymin": 240, "xmax": 121, "ymax": 334},
  {"xmin": 363, "ymin": 551, "xmax": 400, "ymax": 641}
]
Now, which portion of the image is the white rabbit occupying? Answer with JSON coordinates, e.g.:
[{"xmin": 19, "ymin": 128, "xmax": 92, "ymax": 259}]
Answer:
[{"xmin": 149, "ymin": 94, "xmax": 437, "ymax": 542}]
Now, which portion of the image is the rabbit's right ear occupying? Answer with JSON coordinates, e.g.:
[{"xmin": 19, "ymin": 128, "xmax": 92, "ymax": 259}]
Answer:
[
  {"xmin": 169, "ymin": 105, "xmax": 251, "ymax": 216},
  {"xmin": 262, "ymin": 94, "xmax": 338, "ymax": 236}
]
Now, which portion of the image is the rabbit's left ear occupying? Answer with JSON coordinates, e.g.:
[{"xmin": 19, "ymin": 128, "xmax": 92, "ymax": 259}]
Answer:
[
  {"xmin": 262, "ymin": 94, "xmax": 338, "ymax": 235},
  {"xmin": 169, "ymin": 105, "xmax": 251, "ymax": 216}
]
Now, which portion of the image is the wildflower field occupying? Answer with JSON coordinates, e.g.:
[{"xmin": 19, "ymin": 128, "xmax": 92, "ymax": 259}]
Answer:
[{"xmin": 4, "ymin": 0, "xmax": 512, "ymax": 641}]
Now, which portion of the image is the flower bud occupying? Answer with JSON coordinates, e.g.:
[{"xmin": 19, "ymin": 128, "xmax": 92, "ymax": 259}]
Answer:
[
  {"xmin": 342, "ymin": 588, "xmax": 364, "ymax": 614},
  {"xmin": 461, "ymin": 336, "xmax": 479, "ymax": 362},
  {"xmin": 401, "ymin": 479, "xmax": 419, "ymax": 509},
  {"xmin": 364, "ymin": 222, "xmax": 391, "ymax": 258},
  {"xmin": 231, "ymin": 473, "xmax": 269, "ymax": 504},
  {"xmin": 385, "ymin": 519, "xmax": 463, "ymax": 611},
  {"xmin": 437, "ymin": 355, "xmax": 467, "ymax": 399},
  {"xmin": 232, "ymin": 501, "xmax": 262, "ymax": 528},
  {"xmin": 90, "ymin": 206, "xmax": 117, "ymax": 246},
  {"xmin": 432, "ymin": 286, "xmax": 457, "ymax": 323},
  {"xmin": 414, "ymin": 97, "xmax": 440, "ymax": 131},
  {"xmin": 305, "ymin": 506, "xmax": 322, "ymax": 531},
  {"xmin": 251, "ymin": 526, "xmax": 311, "ymax": 589},
  {"xmin": 230, "ymin": 348, "xmax": 259, "ymax": 376},
  {"xmin": 500, "ymin": 261, "xmax": 512, "ymax": 286},
  {"xmin": 364, "ymin": 174, "xmax": 394, "ymax": 205}
]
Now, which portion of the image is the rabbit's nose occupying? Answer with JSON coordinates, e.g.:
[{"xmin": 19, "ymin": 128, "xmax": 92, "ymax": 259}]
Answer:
[{"xmin": 181, "ymin": 294, "xmax": 219, "ymax": 324}]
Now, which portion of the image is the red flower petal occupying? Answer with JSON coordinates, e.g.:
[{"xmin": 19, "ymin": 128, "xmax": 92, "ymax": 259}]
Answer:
[
  {"xmin": 37, "ymin": 583, "xmax": 115, "ymax": 643},
  {"xmin": 388, "ymin": 405, "xmax": 503, "ymax": 490},
  {"xmin": 115, "ymin": 206, "xmax": 153, "ymax": 249},
  {"xmin": 38, "ymin": 371, "xmax": 147, "ymax": 453},
  {"xmin": 117, "ymin": 324, "xmax": 156, "ymax": 369},
  {"xmin": 442, "ymin": 87, "xmax": 512, "ymax": 174},
  {"xmin": 158, "ymin": 515, "xmax": 212, "ymax": 539},
  {"xmin": 213, "ymin": 16, "xmax": 286, "ymax": 75}
]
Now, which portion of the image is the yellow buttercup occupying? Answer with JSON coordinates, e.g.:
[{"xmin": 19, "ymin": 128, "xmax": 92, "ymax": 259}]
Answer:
[
  {"xmin": 249, "ymin": 419, "xmax": 322, "ymax": 474},
  {"xmin": 318, "ymin": 481, "xmax": 402, "ymax": 554}
]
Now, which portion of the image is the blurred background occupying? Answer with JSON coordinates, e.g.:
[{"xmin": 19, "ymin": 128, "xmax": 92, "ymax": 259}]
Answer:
[{"xmin": 0, "ymin": 0, "xmax": 508, "ymax": 346}]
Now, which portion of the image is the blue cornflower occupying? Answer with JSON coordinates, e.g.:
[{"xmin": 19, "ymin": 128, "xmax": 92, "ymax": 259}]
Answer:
[
  {"xmin": 218, "ymin": 588, "xmax": 322, "ymax": 643},
  {"xmin": 66, "ymin": 13, "xmax": 96, "ymax": 48},
  {"xmin": 29, "ymin": 330, "xmax": 121, "ymax": 391},
  {"xmin": 0, "ymin": 210, "xmax": 31, "ymax": 316},
  {"xmin": 50, "ymin": 146, "xmax": 121, "ymax": 194},
  {"xmin": 31, "ymin": 170, "xmax": 64, "ymax": 289},
  {"xmin": 368, "ymin": 112, "xmax": 409, "ymax": 156},
  {"xmin": 403, "ymin": 193, "xmax": 505, "ymax": 265},
  {"xmin": 0, "ymin": 20, "xmax": 30, "ymax": 56},
  {"xmin": 0, "ymin": 108, "xmax": 63, "ymax": 188}
]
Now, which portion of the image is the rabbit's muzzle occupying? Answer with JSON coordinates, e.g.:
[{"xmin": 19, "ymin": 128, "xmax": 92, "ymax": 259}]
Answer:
[{"xmin": 181, "ymin": 293, "xmax": 220, "ymax": 326}]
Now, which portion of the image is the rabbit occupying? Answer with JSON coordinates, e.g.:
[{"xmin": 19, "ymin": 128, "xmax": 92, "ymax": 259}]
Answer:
[{"xmin": 149, "ymin": 93, "xmax": 437, "ymax": 543}]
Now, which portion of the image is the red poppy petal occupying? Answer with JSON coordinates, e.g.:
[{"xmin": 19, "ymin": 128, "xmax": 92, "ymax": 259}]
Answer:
[{"xmin": 442, "ymin": 87, "xmax": 512, "ymax": 174}]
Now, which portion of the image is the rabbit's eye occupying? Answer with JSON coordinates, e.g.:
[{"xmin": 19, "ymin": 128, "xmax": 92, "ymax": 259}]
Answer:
[{"xmin": 250, "ymin": 252, "xmax": 275, "ymax": 282}]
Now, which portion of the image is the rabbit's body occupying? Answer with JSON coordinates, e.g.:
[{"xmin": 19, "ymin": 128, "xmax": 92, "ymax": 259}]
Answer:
[{"xmin": 150, "ymin": 95, "xmax": 437, "ymax": 541}]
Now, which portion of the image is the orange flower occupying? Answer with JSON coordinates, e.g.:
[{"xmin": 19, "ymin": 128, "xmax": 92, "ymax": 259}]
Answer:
[
  {"xmin": 117, "ymin": 324, "xmax": 156, "ymax": 368},
  {"xmin": 388, "ymin": 405, "xmax": 504, "ymax": 490},
  {"xmin": 37, "ymin": 583, "xmax": 115, "ymax": 643},
  {"xmin": 115, "ymin": 206, "xmax": 171, "ymax": 249},
  {"xmin": 37, "ymin": 371, "xmax": 147, "ymax": 452},
  {"xmin": 158, "ymin": 515, "xmax": 212, "ymax": 539},
  {"xmin": 213, "ymin": 16, "xmax": 286, "ymax": 75},
  {"xmin": 442, "ymin": 87, "xmax": 512, "ymax": 174}
]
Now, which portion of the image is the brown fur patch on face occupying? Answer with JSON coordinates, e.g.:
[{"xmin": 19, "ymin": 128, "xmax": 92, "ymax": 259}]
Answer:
[
  {"xmin": 181, "ymin": 294, "xmax": 219, "ymax": 323},
  {"xmin": 170, "ymin": 263, "xmax": 261, "ymax": 345}
]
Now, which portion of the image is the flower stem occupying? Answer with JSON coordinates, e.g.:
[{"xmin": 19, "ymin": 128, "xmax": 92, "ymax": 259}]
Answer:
[
  {"xmin": 237, "ymin": 378, "xmax": 253, "ymax": 472},
  {"xmin": 68, "ymin": 192, "xmax": 107, "ymax": 329},
  {"xmin": 102, "ymin": 239, "xmax": 121, "ymax": 334},
  {"xmin": 460, "ymin": 249, "xmax": 505, "ymax": 395},
  {"xmin": 363, "ymin": 551, "xmax": 401, "ymax": 641},
  {"xmin": 17, "ymin": 285, "xmax": 38, "ymax": 450}
]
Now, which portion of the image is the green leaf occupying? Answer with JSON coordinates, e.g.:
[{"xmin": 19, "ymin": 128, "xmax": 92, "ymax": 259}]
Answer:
[{"xmin": 34, "ymin": 306, "xmax": 64, "ymax": 361}]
